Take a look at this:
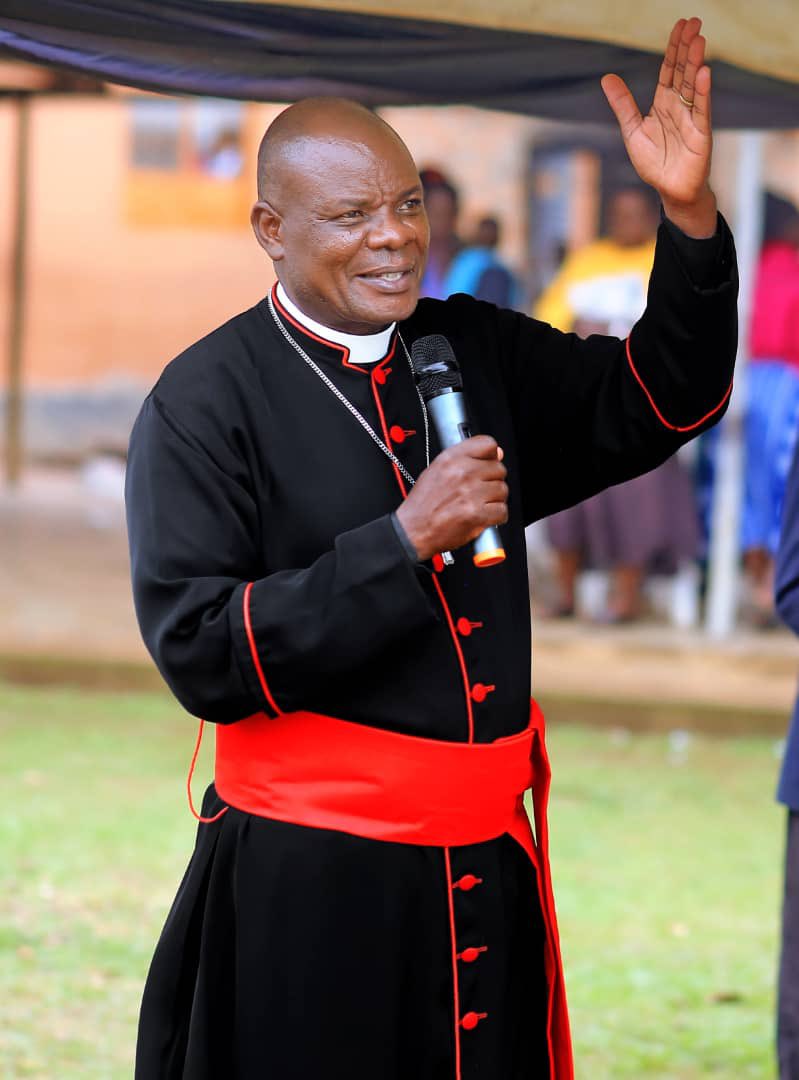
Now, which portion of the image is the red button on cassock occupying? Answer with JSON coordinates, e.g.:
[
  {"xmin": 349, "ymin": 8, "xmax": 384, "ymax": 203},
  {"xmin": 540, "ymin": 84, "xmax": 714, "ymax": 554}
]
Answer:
[
  {"xmin": 389, "ymin": 425, "xmax": 416, "ymax": 445},
  {"xmin": 453, "ymin": 874, "xmax": 482, "ymax": 892},
  {"xmin": 460, "ymin": 1011, "xmax": 488, "ymax": 1031},
  {"xmin": 432, "ymin": 554, "xmax": 445, "ymax": 573},
  {"xmin": 373, "ymin": 367, "xmax": 391, "ymax": 385},
  {"xmin": 470, "ymin": 683, "xmax": 496, "ymax": 704},
  {"xmin": 458, "ymin": 946, "xmax": 487, "ymax": 963},
  {"xmin": 456, "ymin": 617, "xmax": 483, "ymax": 637}
]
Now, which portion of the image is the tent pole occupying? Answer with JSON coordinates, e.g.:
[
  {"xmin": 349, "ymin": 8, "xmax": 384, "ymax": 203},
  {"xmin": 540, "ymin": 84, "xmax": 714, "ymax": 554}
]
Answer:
[
  {"xmin": 704, "ymin": 130, "xmax": 765, "ymax": 638},
  {"xmin": 5, "ymin": 92, "xmax": 31, "ymax": 489}
]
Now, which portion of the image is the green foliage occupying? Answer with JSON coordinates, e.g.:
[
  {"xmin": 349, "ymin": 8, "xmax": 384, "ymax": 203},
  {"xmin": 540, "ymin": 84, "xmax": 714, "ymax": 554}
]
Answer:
[{"xmin": 0, "ymin": 684, "xmax": 782, "ymax": 1077}]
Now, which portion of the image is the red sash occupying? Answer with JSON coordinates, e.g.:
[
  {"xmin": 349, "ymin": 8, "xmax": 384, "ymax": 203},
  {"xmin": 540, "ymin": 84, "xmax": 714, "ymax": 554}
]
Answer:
[{"xmin": 213, "ymin": 699, "xmax": 572, "ymax": 1079}]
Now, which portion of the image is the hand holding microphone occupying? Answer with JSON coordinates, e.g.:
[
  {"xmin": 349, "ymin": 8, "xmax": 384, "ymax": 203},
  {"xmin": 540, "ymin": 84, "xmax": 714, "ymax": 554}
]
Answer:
[{"xmin": 395, "ymin": 336, "xmax": 507, "ymax": 568}]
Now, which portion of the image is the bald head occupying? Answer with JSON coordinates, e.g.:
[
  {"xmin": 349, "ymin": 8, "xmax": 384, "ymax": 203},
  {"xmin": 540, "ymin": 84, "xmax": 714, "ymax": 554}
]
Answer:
[
  {"xmin": 257, "ymin": 98, "xmax": 413, "ymax": 204},
  {"xmin": 250, "ymin": 97, "xmax": 428, "ymax": 334}
]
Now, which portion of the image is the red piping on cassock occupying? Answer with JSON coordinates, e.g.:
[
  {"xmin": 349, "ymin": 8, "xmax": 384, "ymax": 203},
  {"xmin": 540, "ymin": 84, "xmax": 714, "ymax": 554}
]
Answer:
[{"xmin": 625, "ymin": 335, "xmax": 733, "ymax": 432}]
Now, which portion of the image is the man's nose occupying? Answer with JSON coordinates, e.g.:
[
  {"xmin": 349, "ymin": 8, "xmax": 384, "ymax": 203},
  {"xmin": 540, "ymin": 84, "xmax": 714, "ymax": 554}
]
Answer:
[{"xmin": 366, "ymin": 211, "xmax": 414, "ymax": 250}]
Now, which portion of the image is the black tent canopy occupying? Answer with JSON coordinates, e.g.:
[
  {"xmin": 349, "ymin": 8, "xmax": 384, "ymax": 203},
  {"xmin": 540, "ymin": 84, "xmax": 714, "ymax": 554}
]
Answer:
[{"xmin": 1, "ymin": 1, "xmax": 799, "ymax": 127}]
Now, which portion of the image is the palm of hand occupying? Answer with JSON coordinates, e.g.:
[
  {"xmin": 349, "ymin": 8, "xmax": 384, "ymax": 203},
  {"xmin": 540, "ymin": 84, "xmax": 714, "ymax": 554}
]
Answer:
[
  {"xmin": 628, "ymin": 85, "xmax": 711, "ymax": 205},
  {"xmin": 602, "ymin": 17, "xmax": 712, "ymax": 209}
]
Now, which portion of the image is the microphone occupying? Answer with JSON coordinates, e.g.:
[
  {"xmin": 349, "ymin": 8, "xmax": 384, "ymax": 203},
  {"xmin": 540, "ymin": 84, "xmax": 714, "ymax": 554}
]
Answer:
[{"xmin": 410, "ymin": 335, "xmax": 506, "ymax": 569}]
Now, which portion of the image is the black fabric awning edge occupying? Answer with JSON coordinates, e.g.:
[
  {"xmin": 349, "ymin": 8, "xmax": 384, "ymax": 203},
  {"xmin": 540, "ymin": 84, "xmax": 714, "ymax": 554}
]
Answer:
[{"xmin": 2, "ymin": 1, "xmax": 799, "ymax": 127}]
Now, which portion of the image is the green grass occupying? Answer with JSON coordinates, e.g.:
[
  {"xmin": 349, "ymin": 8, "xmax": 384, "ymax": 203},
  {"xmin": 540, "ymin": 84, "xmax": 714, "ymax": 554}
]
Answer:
[
  {"xmin": 0, "ymin": 682, "xmax": 784, "ymax": 1078},
  {"xmin": 549, "ymin": 726, "xmax": 782, "ymax": 1078}
]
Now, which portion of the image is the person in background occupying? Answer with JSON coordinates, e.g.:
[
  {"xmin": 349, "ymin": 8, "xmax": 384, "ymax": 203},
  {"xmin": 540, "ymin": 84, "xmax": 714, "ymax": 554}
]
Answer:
[
  {"xmin": 203, "ymin": 129, "xmax": 244, "ymax": 180},
  {"xmin": 773, "ymin": 440, "xmax": 799, "ymax": 1079},
  {"xmin": 418, "ymin": 168, "xmax": 461, "ymax": 298},
  {"xmin": 445, "ymin": 215, "xmax": 521, "ymax": 308},
  {"xmin": 742, "ymin": 195, "xmax": 799, "ymax": 627},
  {"xmin": 535, "ymin": 185, "xmax": 700, "ymax": 621}
]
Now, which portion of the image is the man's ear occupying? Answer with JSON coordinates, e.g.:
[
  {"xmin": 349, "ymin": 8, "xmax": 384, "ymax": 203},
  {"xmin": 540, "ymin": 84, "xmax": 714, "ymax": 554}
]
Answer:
[{"xmin": 251, "ymin": 200, "xmax": 284, "ymax": 260}]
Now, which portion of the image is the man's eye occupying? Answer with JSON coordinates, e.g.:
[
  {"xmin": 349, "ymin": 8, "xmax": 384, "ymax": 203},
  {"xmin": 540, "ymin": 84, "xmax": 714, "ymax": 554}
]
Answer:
[
  {"xmin": 340, "ymin": 210, "xmax": 365, "ymax": 220},
  {"xmin": 400, "ymin": 199, "xmax": 423, "ymax": 212}
]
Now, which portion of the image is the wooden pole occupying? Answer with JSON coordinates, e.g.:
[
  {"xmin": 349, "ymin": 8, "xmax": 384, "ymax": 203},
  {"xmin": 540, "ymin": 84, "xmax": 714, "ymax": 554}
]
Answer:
[{"xmin": 6, "ymin": 93, "xmax": 31, "ymax": 488}]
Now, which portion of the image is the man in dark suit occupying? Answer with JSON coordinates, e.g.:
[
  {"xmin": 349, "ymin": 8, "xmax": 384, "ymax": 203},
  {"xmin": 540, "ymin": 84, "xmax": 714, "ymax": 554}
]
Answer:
[{"xmin": 774, "ymin": 447, "xmax": 799, "ymax": 1078}]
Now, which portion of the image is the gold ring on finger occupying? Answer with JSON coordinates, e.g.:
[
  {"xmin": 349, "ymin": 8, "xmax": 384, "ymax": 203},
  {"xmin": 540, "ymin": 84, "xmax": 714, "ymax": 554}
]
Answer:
[{"xmin": 678, "ymin": 91, "xmax": 694, "ymax": 108}]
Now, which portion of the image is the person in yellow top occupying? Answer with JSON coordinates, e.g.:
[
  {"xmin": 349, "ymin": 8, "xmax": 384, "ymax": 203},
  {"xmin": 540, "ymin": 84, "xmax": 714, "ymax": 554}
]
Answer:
[{"xmin": 535, "ymin": 185, "xmax": 700, "ymax": 621}]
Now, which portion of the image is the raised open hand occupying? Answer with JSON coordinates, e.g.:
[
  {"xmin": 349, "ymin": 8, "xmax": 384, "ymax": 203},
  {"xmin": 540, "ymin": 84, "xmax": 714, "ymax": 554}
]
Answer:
[{"xmin": 601, "ymin": 17, "xmax": 717, "ymax": 237}]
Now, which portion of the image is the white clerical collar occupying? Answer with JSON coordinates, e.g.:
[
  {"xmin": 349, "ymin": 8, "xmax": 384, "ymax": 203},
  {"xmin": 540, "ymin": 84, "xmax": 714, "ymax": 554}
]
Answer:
[{"xmin": 276, "ymin": 282, "xmax": 395, "ymax": 366}]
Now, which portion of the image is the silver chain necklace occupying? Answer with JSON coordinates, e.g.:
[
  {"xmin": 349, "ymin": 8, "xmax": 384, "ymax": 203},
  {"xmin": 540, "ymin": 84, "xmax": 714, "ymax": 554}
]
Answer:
[{"xmin": 267, "ymin": 289, "xmax": 430, "ymax": 487}]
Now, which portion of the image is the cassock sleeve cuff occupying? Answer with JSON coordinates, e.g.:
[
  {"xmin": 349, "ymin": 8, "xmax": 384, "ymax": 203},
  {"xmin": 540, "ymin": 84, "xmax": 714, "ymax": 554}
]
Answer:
[
  {"xmin": 625, "ymin": 210, "xmax": 738, "ymax": 433},
  {"xmin": 659, "ymin": 209, "xmax": 734, "ymax": 291},
  {"xmin": 390, "ymin": 511, "xmax": 422, "ymax": 564}
]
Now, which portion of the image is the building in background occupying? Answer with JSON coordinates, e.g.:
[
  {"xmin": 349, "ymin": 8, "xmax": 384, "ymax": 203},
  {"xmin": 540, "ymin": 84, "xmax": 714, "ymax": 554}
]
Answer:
[{"xmin": 3, "ymin": 80, "xmax": 799, "ymax": 467}]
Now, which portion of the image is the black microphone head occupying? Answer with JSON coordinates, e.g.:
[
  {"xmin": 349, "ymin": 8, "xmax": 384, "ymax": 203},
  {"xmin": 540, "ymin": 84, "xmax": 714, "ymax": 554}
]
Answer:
[{"xmin": 409, "ymin": 335, "xmax": 462, "ymax": 400}]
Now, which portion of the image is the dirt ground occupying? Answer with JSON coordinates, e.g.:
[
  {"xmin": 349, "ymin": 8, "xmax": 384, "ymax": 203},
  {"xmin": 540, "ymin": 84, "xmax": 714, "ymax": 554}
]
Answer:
[{"xmin": 2, "ymin": 467, "xmax": 798, "ymax": 728}]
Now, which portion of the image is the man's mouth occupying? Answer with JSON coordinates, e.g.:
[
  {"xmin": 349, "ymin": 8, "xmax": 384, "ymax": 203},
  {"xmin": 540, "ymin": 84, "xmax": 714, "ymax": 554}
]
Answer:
[{"xmin": 358, "ymin": 267, "xmax": 414, "ymax": 283}]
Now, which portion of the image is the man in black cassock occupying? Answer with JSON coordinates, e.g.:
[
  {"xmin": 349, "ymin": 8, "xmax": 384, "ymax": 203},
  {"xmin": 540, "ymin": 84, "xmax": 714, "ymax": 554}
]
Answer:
[{"xmin": 126, "ymin": 17, "xmax": 738, "ymax": 1079}]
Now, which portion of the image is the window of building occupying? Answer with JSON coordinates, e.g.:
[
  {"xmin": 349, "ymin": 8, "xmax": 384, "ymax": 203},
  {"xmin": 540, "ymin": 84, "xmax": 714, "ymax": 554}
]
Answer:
[
  {"xmin": 126, "ymin": 97, "xmax": 249, "ymax": 227},
  {"xmin": 130, "ymin": 99, "xmax": 182, "ymax": 170},
  {"xmin": 194, "ymin": 99, "xmax": 244, "ymax": 179}
]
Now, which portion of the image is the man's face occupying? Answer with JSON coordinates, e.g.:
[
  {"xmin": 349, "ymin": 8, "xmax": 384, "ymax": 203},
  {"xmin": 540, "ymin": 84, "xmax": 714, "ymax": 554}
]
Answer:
[
  {"xmin": 608, "ymin": 190, "xmax": 658, "ymax": 248},
  {"xmin": 257, "ymin": 133, "xmax": 429, "ymax": 334}
]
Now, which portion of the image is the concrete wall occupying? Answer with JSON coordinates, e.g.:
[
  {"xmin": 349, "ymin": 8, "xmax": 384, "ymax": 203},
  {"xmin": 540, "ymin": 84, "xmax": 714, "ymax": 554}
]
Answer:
[{"xmin": 0, "ymin": 97, "xmax": 281, "ymax": 395}]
